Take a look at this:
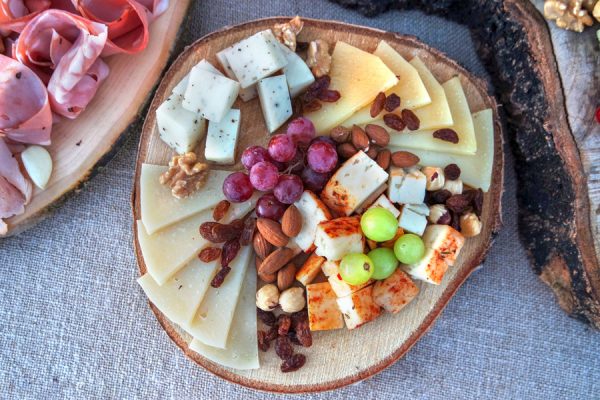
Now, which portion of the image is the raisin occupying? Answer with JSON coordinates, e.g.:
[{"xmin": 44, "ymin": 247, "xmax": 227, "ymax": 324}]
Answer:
[
  {"xmin": 221, "ymin": 239, "xmax": 241, "ymax": 267},
  {"xmin": 303, "ymin": 76, "xmax": 331, "ymax": 103},
  {"xmin": 444, "ymin": 164, "xmax": 461, "ymax": 180},
  {"xmin": 370, "ymin": 92, "xmax": 386, "ymax": 117},
  {"xmin": 291, "ymin": 311, "xmax": 312, "ymax": 347},
  {"xmin": 384, "ymin": 93, "xmax": 401, "ymax": 112},
  {"xmin": 317, "ymin": 89, "xmax": 341, "ymax": 102},
  {"xmin": 465, "ymin": 188, "xmax": 484, "ymax": 216},
  {"xmin": 429, "ymin": 189, "xmax": 452, "ymax": 204},
  {"xmin": 213, "ymin": 200, "xmax": 230, "ymax": 221},
  {"xmin": 210, "ymin": 266, "xmax": 231, "ymax": 288},
  {"xmin": 239, "ymin": 217, "xmax": 257, "ymax": 246},
  {"xmin": 302, "ymin": 99, "xmax": 322, "ymax": 112},
  {"xmin": 277, "ymin": 314, "xmax": 292, "ymax": 336},
  {"xmin": 257, "ymin": 309, "xmax": 277, "ymax": 327},
  {"xmin": 198, "ymin": 247, "xmax": 221, "ymax": 263},
  {"xmin": 383, "ymin": 113, "xmax": 406, "ymax": 131},
  {"xmin": 257, "ymin": 330, "xmax": 270, "ymax": 352},
  {"xmin": 281, "ymin": 354, "xmax": 306, "ymax": 373},
  {"xmin": 199, "ymin": 222, "xmax": 220, "ymax": 242},
  {"xmin": 450, "ymin": 210, "xmax": 461, "ymax": 231},
  {"xmin": 200, "ymin": 222, "xmax": 238, "ymax": 243},
  {"xmin": 275, "ymin": 336, "xmax": 294, "ymax": 360},
  {"xmin": 446, "ymin": 194, "xmax": 471, "ymax": 213},
  {"xmin": 265, "ymin": 326, "xmax": 279, "ymax": 342},
  {"xmin": 229, "ymin": 219, "xmax": 245, "ymax": 232},
  {"xmin": 433, "ymin": 128, "xmax": 459, "ymax": 143},
  {"xmin": 288, "ymin": 331, "xmax": 302, "ymax": 345},
  {"xmin": 401, "ymin": 109, "xmax": 420, "ymax": 130}
]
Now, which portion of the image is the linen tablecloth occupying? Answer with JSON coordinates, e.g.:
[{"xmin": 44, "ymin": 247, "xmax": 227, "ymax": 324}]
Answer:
[{"xmin": 1, "ymin": 1, "xmax": 599, "ymax": 398}]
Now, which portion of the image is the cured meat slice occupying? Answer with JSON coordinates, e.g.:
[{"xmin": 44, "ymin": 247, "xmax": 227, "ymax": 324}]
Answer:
[
  {"xmin": 0, "ymin": 0, "xmax": 51, "ymax": 33},
  {"xmin": 15, "ymin": 10, "xmax": 109, "ymax": 119},
  {"xmin": 0, "ymin": 55, "xmax": 52, "ymax": 144},
  {"xmin": 135, "ymin": 0, "xmax": 169, "ymax": 20},
  {"xmin": 0, "ymin": 138, "xmax": 32, "ymax": 234}
]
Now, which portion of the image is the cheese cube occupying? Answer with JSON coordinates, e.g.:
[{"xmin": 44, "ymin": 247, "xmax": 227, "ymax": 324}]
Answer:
[
  {"xmin": 321, "ymin": 151, "xmax": 389, "ymax": 216},
  {"xmin": 216, "ymin": 48, "xmax": 258, "ymax": 102},
  {"xmin": 306, "ymin": 282, "xmax": 344, "ymax": 331},
  {"xmin": 405, "ymin": 203, "xmax": 430, "ymax": 217},
  {"xmin": 296, "ymin": 253, "xmax": 326, "ymax": 286},
  {"xmin": 321, "ymin": 260, "xmax": 339, "ymax": 278},
  {"xmin": 354, "ymin": 183, "xmax": 388, "ymax": 214},
  {"xmin": 336, "ymin": 285, "xmax": 381, "ymax": 330},
  {"xmin": 401, "ymin": 247, "xmax": 448, "ymax": 285},
  {"xmin": 277, "ymin": 42, "xmax": 315, "ymax": 98},
  {"xmin": 291, "ymin": 191, "xmax": 332, "ymax": 252},
  {"xmin": 328, "ymin": 274, "xmax": 372, "ymax": 298},
  {"xmin": 368, "ymin": 194, "xmax": 400, "ymax": 218},
  {"xmin": 156, "ymin": 94, "xmax": 206, "ymax": 154},
  {"xmin": 257, "ymin": 75, "xmax": 293, "ymax": 133},
  {"xmin": 314, "ymin": 216, "xmax": 364, "ymax": 261},
  {"xmin": 372, "ymin": 269, "xmax": 419, "ymax": 314},
  {"xmin": 172, "ymin": 60, "xmax": 223, "ymax": 96},
  {"xmin": 182, "ymin": 67, "xmax": 240, "ymax": 122},
  {"xmin": 387, "ymin": 167, "xmax": 426, "ymax": 205},
  {"xmin": 224, "ymin": 30, "xmax": 287, "ymax": 89},
  {"xmin": 205, "ymin": 109, "xmax": 240, "ymax": 164},
  {"xmin": 398, "ymin": 206, "xmax": 428, "ymax": 236},
  {"xmin": 422, "ymin": 225, "xmax": 465, "ymax": 267}
]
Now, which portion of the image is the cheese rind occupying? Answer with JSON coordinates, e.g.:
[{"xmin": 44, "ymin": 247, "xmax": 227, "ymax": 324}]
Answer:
[
  {"xmin": 156, "ymin": 94, "xmax": 206, "ymax": 154},
  {"xmin": 277, "ymin": 42, "xmax": 315, "ymax": 98},
  {"xmin": 306, "ymin": 282, "xmax": 344, "ymax": 331},
  {"xmin": 182, "ymin": 68, "xmax": 240, "ymax": 122},
  {"xmin": 216, "ymin": 48, "xmax": 258, "ymax": 102},
  {"xmin": 372, "ymin": 269, "xmax": 419, "ymax": 314},
  {"xmin": 314, "ymin": 216, "xmax": 364, "ymax": 261},
  {"xmin": 257, "ymin": 75, "xmax": 293, "ymax": 133},
  {"xmin": 336, "ymin": 285, "xmax": 381, "ymax": 330},
  {"xmin": 291, "ymin": 191, "xmax": 332, "ymax": 252},
  {"xmin": 205, "ymin": 109, "xmax": 241, "ymax": 165}
]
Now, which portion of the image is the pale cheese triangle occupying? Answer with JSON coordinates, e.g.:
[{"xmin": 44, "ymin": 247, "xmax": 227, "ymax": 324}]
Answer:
[
  {"xmin": 343, "ymin": 41, "xmax": 431, "ymax": 127},
  {"xmin": 189, "ymin": 267, "xmax": 259, "ymax": 370},
  {"xmin": 389, "ymin": 76, "xmax": 477, "ymax": 155},
  {"xmin": 304, "ymin": 42, "xmax": 398, "ymax": 134}
]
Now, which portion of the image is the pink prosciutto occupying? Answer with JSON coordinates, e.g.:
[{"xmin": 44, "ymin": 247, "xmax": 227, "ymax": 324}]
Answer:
[
  {"xmin": 15, "ymin": 9, "xmax": 109, "ymax": 119},
  {"xmin": 0, "ymin": 138, "xmax": 32, "ymax": 234},
  {"xmin": 0, "ymin": 0, "xmax": 50, "ymax": 33},
  {"xmin": 0, "ymin": 54, "xmax": 52, "ymax": 144}
]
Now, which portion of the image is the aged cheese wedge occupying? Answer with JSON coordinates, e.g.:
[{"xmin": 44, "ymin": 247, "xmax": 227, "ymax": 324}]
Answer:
[
  {"xmin": 140, "ymin": 164, "xmax": 230, "ymax": 234},
  {"xmin": 343, "ymin": 41, "xmax": 431, "ymax": 127},
  {"xmin": 137, "ymin": 258, "xmax": 219, "ymax": 326},
  {"xmin": 185, "ymin": 245, "xmax": 252, "ymax": 349},
  {"xmin": 189, "ymin": 268, "xmax": 258, "ymax": 370},
  {"xmin": 389, "ymin": 77, "xmax": 477, "ymax": 155},
  {"xmin": 304, "ymin": 42, "xmax": 398, "ymax": 134},
  {"xmin": 389, "ymin": 109, "xmax": 494, "ymax": 191}
]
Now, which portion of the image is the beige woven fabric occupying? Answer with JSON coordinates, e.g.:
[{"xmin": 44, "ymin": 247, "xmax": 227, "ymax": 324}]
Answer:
[{"xmin": 1, "ymin": 1, "xmax": 599, "ymax": 399}]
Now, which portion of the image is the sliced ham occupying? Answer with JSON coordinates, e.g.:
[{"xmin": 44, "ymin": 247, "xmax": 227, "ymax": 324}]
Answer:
[
  {"xmin": 0, "ymin": 0, "xmax": 51, "ymax": 33},
  {"xmin": 0, "ymin": 138, "xmax": 32, "ymax": 234},
  {"xmin": 15, "ymin": 9, "xmax": 109, "ymax": 119},
  {"xmin": 0, "ymin": 54, "xmax": 52, "ymax": 144},
  {"xmin": 135, "ymin": 0, "xmax": 168, "ymax": 20}
]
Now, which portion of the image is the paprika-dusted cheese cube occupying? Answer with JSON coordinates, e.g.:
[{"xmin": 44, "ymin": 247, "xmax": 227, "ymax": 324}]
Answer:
[
  {"xmin": 314, "ymin": 216, "xmax": 364, "ymax": 261},
  {"xmin": 321, "ymin": 260, "xmax": 340, "ymax": 278},
  {"xmin": 321, "ymin": 259, "xmax": 372, "ymax": 297},
  {"xmin": 372, "ymin": 269, "xmax": 419, "ymax": 313},
  {"xmin": 257, "ymin": 75, "xmax": 293, "ymax": 133},
  {"xmin": 296, "ymin": 253, "xmax": 326, "ymax": 286},
  {"xmin": 182, "ymin": 67, "xmax": 240, "ymax": 122},
  {"xmin": 306, "ymin": 282, "xmax": 344, "ymax": 331},
  {"xmin": 336, "ymin": 285, "xmax": 381, "ymax": 330},
  {"xmin": 291, "ymin": 190, "xmax": 332, "ymax": 252},
  {"xmin": 401, "ymin": 247, "xmax": 448, "ymax": 285},
  {"xmin": 422, "ymin": 225, "xmax": 465, "ymax": 266}
]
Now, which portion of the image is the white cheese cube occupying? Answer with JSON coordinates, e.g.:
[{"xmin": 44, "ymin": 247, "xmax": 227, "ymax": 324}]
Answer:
[
  {"xmin": 372, "ymin": 269, "xmax": 419, "ymax": 314},
  {"xmin": 398, "ymin": 206, "xmax": 428, "ymax": 236},
  {"xmin": 422, "ymin": 225, "xmax": 465, "ymax": 267},
  {"xmin": 314, "ymin": 216, "xmax": 364, "ymax": 261},
  {"xmin": 182, "ymin": 67, "xmax": 240, "ymax": 122},
  {"xmin": 387, "ymin": 167, "xmax": 426, "ymax": 205},
  {"xmin": 172, "ymin": 60, "xmax": 223, "ymax": 96},
  {"xmin": 321, "ymin": 260, "xmax": 340, "ymax": 278},
  {"xmin": 405, "ymin": 203, "xmax": 430, "ymax": 217},
  {"xmin": 336, "ymin": 285, "xmax": 381, "ymax": 330},
  {"xmin": 368, "ymin": 194, "xmax": 400, "ymax": 218},
  {"xmin": 306, "ymin": 282, "xmax": 344, "ymax": 331},
  {"xmin": 277, "ymin": 41, "xmax": 315, "ymax": 98},
  {"xmin": 224, "ymin": 29, "xmax": 287, "ymax": 89},
  {"xmin": 156, "ymin": 94, "xmax": 206, "ymax": 154},
  {"xmin": 291, "ymin": 191, "xmax": 332, "ymax": 252},
  {"xmin": 401, "ymin": 247, "xmax": 448, "ymax": 285},
  {"xmin": 328, "ymin": 274, "xmax": 373, "ymax": 298},
  {"xmin": 296, "ymin": 253, "xmax": 326, "ymax": 286},
  {"xmin": 257, "ymin": 75, "xmax": 293, "ymax": 133},
  {"xmin": 216, "ymin": 48, "xmax": 258, "ymax": 102},
  {"xmin": 321, "ymin": 151, "xmax": 389, "ymax": 216},
  {"xmin": 205, "ymin": 108, "xmax": 240, "ymax": 165}
]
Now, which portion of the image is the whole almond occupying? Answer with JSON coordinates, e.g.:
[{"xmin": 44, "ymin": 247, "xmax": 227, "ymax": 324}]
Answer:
[
  {"xmin": 257, "ymin": 257, "xmax": 277, "ymax": 283},
  {"xmin": 281, "ymin": 205, "xmax": 303, "ymax": 237},
  {"xmin": 253, "ymin": 231, "xmax": 272, "ymax": 259},
  {"xmin": 376, "ymin": 149, "xmax": 391, "ymax": 170},
  {"xmin": 366, "ymin": 146, "xmax": 379, "ymax": 160},
  {"xmin": 365, "ymin": 124, "xmax": 390, "ymax": 146},
  {"xmin": 330, "ymin": 126, "xmax": 351, "ymax": 143},
  {"xmin": 259, "ymin": 247, "xmax": 295, "ymax": 275},
  {"xmin": 391, "ymin": 151, "xmax": 420, "ymax": 168},
  {"xmin": 337, "ymin": 142, "xmax": 358, "ymax": 159},
  {"xmin": 370, "ymin": 92, "xmax": 386, "ymax": 117},
  {"xmin": 351, "ymin": 125, "xmax": 370, "ymax": 151},
  {"xmin": 256, "ymin": 218, "xmax": 289, "ymax": 247},
  {"xmin": 277, "ymin": 263, "xmax": 296, "ymax": 291}
]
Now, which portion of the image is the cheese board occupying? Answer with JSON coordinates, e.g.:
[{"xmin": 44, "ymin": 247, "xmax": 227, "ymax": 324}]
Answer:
[{"xmin": 132, "ymin": 17, "xmax": 503, "ymax": 392}]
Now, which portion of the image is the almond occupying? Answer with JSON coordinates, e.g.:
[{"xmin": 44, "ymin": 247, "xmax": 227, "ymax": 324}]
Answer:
[
  {"xmin": 365, "ymin": 124, "xmax": 390, "ymax": 146},
  {"xmin": 391, "ymin": 151, "xmax": 420, "ymax": 168},
  {"xmin": 281, "ymin": 205, "xmax": 303, "ymax": 237},
  {"xmin": 330, "ymin": 126, "xmax": 351, "ymax": 143},
  {"xmin": 259, "ymin": 247, "xmax": 295, "ymax": 275},
  {"xmin": 337, "ymin": 142, "xmax": 358, "ymax": 159},
  {"xmin": 365, "ymin": 146, "xmax": 379, "ymax": 160},
  {"xmin": 370, "ymin": 92, "xmax": 386, "ymax": 117},
  {"xmin": 257, "ymin": 218, "xmax": 289, "ymax": 247},
  {"xmin": 253, "ymin": 231, "xmax": 272, "ymax": 259},
  {"xmin": 376, "ymin": 149, "xmax": 391, "ymax": 170},
  {"xmin": 277, "ymin": 263, "xmax": 296, "ymax": 291},
  {"xmin": 351, "ymin": 125, "xmax": 369, "ymax": 151},
  {"xmin": 258, "ymin": 259, "xmax": 277, "ymax": 283}
]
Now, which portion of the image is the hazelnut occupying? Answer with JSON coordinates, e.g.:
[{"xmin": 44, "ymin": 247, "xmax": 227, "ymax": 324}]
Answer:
[
  {"xmin": 256, "ymin": 284, "xmax": 280, "ymax": 311},
  {"xmin": 443, "ymin": 178, "xmax": 463, "ymax": 195},
  {"xmin": 422, "ymin": 166, "xmax": 445, "ymax": 191},
  {"xmin": 279, "ymin": 287, "xmax": 306, "ymax": 313},
  {"xmin": 428, "ymin": 204, "xmax": 451, "ymax": 225},
  {"xmin": 460, "ymin": 212, "xmax": 482, "ymax": 237}
]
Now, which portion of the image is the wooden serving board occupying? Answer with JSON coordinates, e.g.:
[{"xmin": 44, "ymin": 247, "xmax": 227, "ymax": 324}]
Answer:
[
  {"xmin": 1, "ymin": 0, "xmax": 191, "ymax": 237},
  {"xmin": 132, "ymin": 18, "xmax": 503, "ymax": 393}
]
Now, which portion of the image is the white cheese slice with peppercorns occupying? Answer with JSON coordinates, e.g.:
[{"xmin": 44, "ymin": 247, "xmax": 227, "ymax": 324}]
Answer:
[
  {"xmin": 224, "ymin": 29, "xmax": 288, "ymax": 89},
  {"xmin": 336, "ymin": 285, "xmax": 382, "ymax": 330},
  {"xmin": 314, "ymin": 216, "xmax": 364, "ymax": 261},
  {"xmin": 172, "ymin": 60, "xmax": 223, "ymax": 96},
  {"xmin": 205, "ymin": 109, "xmax": 240, "ymax": 165},
  {"xmin": 156, "ymin": 94, "xmax": 206, "ymax": 154},
  {"xmin": 387, "ymin": 167, "xmax": 426, "ymax": 205},
  {"xmin": 216, "ymin": 48, "xmax": 258, "ymax": 102},
  {"xmin": 182, "ymin": 67, "xmax": 240, "ymax": 122},
  {"xmin": 368, "ymin": 194, "xmax": 400, "ymax": 218},
  {"xmin": 189, "ymin": 268, "xmax": 258, "ymax": 369},
  {"xmin": 257, "ymin": 74, "xmax": 293, "ymax": 133},
  {"xmin": 290, "ymin": 190, "xmax": 332, "ymax": 252},
  {"xmin": 277, "ymin": 41, "xmax": 315, "ymax": 98}
]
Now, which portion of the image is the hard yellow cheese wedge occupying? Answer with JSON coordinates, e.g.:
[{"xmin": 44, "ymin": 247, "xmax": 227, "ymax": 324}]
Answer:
[
  {"xmin": 389, "ymin": 76, "xmax": 477, "ymax": 155},
  {"xmin": 304, "ymin": 42, "xmax": 398, "ymax": 134},
  {"xmin": 343, "ymin": 41, "xmax": 431, "ymax": 127}
]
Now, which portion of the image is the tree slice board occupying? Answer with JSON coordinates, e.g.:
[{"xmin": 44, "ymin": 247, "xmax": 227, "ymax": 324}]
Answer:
[
  {"xmin": 1, "ymin": 0, "xmax": 192, "ymax": 237},
  {"xmin": 132, "ymin": 17, "xmax": 503, "ymax": 393}
]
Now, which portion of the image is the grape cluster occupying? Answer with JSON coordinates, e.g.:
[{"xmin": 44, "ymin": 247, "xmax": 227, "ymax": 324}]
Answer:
[{"xmin": 222, "ymin": 118, "xmax": 339, "ymax": 219}]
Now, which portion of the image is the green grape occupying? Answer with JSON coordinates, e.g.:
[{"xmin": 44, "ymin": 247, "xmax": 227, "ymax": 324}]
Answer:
[
  {"xmin": 394, "ymin": 234, "xmax": 425, "ymax": 264},
  {"xmin": 360, "ymin": 208, "xmax": 398, "ymax": 242},
  {"xmin": 339, "ymin": 253, "xmax": 374, "ymax": 285},
  {"xmin": 368, "ymin": 248, "xmax": 399, "ymax": 280}
]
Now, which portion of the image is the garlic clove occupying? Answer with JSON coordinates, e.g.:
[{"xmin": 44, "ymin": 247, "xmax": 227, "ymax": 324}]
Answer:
[{"xmin": 21, "ymin": 145, "xmax": 52, "ymax": 190}]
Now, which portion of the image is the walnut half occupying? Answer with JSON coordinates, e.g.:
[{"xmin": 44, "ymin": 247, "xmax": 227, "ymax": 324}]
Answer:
[
  {"xmin": 159, "ymin": 152, "xmax": 209, "ymax": 199},
  {"xmin": 544, "ymin": 0, "xmax": 594, "ymax": 32},
  {"xmin": 273, "ymin": 16, "xmax": 304, "ymax": 51},
  {"xmin": 306, "ymin": 39, "xmax": 332, "ymax": 78}
]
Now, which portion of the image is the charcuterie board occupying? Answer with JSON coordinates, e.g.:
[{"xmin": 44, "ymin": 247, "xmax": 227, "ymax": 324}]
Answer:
[
  {"xmin": 132, "ymin": 17, "xmax": 503, "ymax": 392},
  {"xmin": 2, "ymin": 0, "xmax": 191, "ymax": 237}
]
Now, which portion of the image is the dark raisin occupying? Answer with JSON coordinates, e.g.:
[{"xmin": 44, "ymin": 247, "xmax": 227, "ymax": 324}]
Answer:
[
  {"xmin": 213, "ymin": 200, "xmax": 231, "ymax": 221},
  {"xmin": 303, "ymin": 75, "xmax": 331, "ymax": 103},
  {"xmin": 317, "ymin": 89, "xmax": 341, "ymax": 102},
  {"xmin": 275, "ymin": 336, "xmax": 294, "ymax": 360},
  {"xmin": 199, "ymin": 222, "xmax": 220, "ymax": 242},
  {"xmin": 446, "ymin": 194, "xmax": 472, "ymax": 213},
  {"xmin": 401, "ymin": 109, "xmax": 420, "ymax": 130},
  {"xmin": 281, "ymin": 354, "xmax": 306, "ymax": 372},
  {"xmin": 288, "ymin": 331, "xmax": 302, "ymax": 345},
  {"xmin": 444, "ymin": 164, "xmax": 461, "ymax": 180},
  {"xmin": 265, "ymin": 326, "xmax": 279, "ymax": 342},
  {"xmin": 430, "ymin": 189, "xmax": 452, "ymax": 204},
  {"xmin": 200, "ymin": 222, "xmax": 239, "ymax": 243},
  {"xmin": 291, "ymin": 311, "xmax": 312, "ymax": 347},
  {"xmin": 257, "ymin": 309, "xmax": 277, "ymax": 326},
  {"xmin": 384, "ymin": 93, "xmax": 401, "ymax": 112},
  {"xmin": 472, "ymin": 189, "xmax": 484, "ymax": 216},
  {"xmin": 277, "ymin": 314, "xmax": 292, "ymax": 336},
  {"xmin": 239, "ymin": 217, "xmax": 257, "ymax": 246},
  {"xmin": 257, "ymin": 330, "xmax": 270, "ymax": 352},
  {"xmin": 433, "ymin": 128, "xmax": 459, "ymax": 143},
  {"xmin": 210, "ymin": 266, "xmax": 231, "ymax": 288},
  {"xmin": 383, "ymin": 113, "xmax": 406, "ymax": 131},
  {"xmin": 450, "ymin": 210, "xmax": 461, "ymax": 231},
  {"xmin": 198, "ymin": 247, "xmax": 221, "ymax": 263},
  {"xmin": 302, "ymin": 99, "xmax": 322, "ymax": 112},
  {"xmin": 221, "ymin": 239, "xmax": 240, "ymax": 267}
]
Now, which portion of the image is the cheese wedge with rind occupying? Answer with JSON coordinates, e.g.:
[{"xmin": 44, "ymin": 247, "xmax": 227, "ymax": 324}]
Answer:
[{"xmin": 189, "ymin": 268, "xmax": 258, "ymax": 370}]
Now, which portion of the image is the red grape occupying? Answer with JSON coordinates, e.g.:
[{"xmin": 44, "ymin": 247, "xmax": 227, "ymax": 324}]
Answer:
[
  {"xmin": 310, "ymin": 136, "xmax": 336, "ymax": 147},
  {"xmin": 222, "ymin": 172, "xmax": 253, "ymax": 202},
  {"xmin": 249, "ymin": 161, "xmax": 279, "ymax": 191},
  {"xmin": 286, "ymin": 117, "xmax": 316, "ymax": 147},
  {"xmin": 286, "ymin": 149, "xmax": 306, "ymax": 175},
  {"xmin": 256, "ymin": 193, "xmax": 286, "ymax": 220},
  {"xmin": 241, "ymin": 146, "xmax": 271, "ymax": 170},
  {"xmin": 268, "ymin": 134, "xmax": 297, "ymax": 162},
  {"xmin": 301, "ymin": 166, "xmax": 330, "ymax": 193},
  {"xmin": 274, "ymin": 174, "xmax": 304, "ymax": 204},
  {"xmin": 307, "ymin": 141, "xmax": 338, "ymax": 173}
]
